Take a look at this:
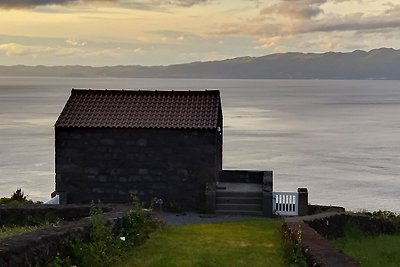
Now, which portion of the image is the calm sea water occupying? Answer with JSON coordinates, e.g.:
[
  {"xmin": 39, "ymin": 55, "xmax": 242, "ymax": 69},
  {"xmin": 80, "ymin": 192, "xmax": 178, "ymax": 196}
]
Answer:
[{"xmin": 0, "ymin": 77, "xmax": 399, "ymax": 212}]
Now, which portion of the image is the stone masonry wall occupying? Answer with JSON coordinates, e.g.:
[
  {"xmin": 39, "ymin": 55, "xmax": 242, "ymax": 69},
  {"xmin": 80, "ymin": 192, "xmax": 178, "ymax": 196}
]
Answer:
[
  {"xmin": 0, "ymin": 205, "xmax": 99, "ymax": 227},
  {"xmin": 55, "ymin": 127, "xmax": 221, "ymax": 210},
  {"xmin": 0, "ymin": 205, "xmax": 130, "ymax": 267},
  {"xmin": 219, "ymin": 170, "xmax": 272, "ymax": 184}
]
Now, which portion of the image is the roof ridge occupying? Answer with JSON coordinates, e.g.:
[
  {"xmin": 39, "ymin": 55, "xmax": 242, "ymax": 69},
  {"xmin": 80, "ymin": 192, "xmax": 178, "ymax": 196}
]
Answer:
[{"xmin": 71, "ymin": 88, "xmax": 220, "ymax": 95}]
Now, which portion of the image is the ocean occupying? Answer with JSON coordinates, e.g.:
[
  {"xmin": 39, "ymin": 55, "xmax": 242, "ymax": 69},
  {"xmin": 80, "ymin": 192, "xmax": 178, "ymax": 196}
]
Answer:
[{"xmin": 1, "ymin": 76, "xmax": 399, "ymax": 212}]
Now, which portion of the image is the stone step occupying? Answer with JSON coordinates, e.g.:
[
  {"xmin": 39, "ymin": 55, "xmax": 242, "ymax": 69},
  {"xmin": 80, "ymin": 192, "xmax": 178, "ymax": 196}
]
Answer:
[
  {"xmin": 216, "ymin": 191, "xmax": 262, "ymax": 198},
  {"xmin": 215, "ymin": 210, "xmax": 263, "ymax": 216},
  {"xmin": 216, "ymin": 203, "xmax": 262, "ymax": 212},
  {"xmin": 216, "ymin": 197, "xmax": 262, "ymax": 205}
]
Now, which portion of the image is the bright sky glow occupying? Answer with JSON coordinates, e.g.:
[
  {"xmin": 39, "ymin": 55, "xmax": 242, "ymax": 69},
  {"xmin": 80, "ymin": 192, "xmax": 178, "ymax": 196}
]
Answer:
[{"xmin": 0, "ymin": 0, "xmax": 399, "ymax": 66}]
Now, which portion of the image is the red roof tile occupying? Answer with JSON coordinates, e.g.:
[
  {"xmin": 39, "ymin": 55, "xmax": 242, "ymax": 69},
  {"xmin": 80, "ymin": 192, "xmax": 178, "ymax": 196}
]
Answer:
[{"xmin": 55, "ymin": 89, "xmax": 221, "ymax": 129}]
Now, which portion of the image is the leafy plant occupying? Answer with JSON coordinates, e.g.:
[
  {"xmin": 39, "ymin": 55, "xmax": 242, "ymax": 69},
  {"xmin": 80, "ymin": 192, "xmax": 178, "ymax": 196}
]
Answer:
[
  {"xmin": 282, "ymin": 224, "xmax": 307, "ymax": 267},
  {"xmin": 69, "ymin": 204, "xmax": 123, "ymax": 267},
  {"xmin": 121, "ymin": 198, "xmax": 163, "ymax": 248},
  {"xmin": 46, "ymin": 200, "xmax": 162, "ymax": 267},
  {"xmin": 357, "ymin": 210, "xmax": 400, "ymax": 233},
  {"xmin": 0, "ymin": 188, "xmax": 34, "ymax": 205}
]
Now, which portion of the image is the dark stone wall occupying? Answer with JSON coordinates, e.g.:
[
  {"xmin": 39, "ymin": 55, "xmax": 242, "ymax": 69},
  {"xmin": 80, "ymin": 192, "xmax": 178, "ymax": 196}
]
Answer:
[
  {"xmin": 306, "ymin": 214, "xmax": 396, "ymax": 239},
  {"xmin": 55, "ymin": 127, "xmax": 221, "ymax": 210},
  {"xmin": 0, "ymin": 205, "xmax": 99, "ymax": 227},
  {"xmin": 0, "ymin": 205, "xmax": 130, "ymax": 267},
  {"xmin": 219, "ymin": 170, "xmax": 272, "ymax": 184}
]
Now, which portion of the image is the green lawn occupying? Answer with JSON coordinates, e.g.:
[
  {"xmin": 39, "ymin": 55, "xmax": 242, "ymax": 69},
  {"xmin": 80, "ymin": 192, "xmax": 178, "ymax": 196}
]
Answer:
[
  {"xmin": 333, "ymin": 230, "xmax": 400, "ymax": 267},
  {"xmin": 115, "ymin": 219, "xmax": 286, "ymax": 267}
]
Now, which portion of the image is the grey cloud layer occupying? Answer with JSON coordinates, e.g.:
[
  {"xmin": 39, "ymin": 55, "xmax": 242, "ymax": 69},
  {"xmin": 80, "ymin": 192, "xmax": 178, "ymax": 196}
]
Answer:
[
  {"xmin": 216, "ymin": 1, "xmax": 400, "ymax": 37},
  {"xmin": 0, "ymin": 0, "xmax": 115, "ymax": 9},
  {"xmin": 151, "ymin": 0, "xmax": 209, "ymax": 7},
  {"xmin": 0, "ymin": 0, "xmax": 209, "ymax": 9}
]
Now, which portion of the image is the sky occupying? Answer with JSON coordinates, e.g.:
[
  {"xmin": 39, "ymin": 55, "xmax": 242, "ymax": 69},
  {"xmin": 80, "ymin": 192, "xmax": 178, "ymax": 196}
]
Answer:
[{"xmin": 0, "ymin": 0, "xmax": 399, "ymax": 66}]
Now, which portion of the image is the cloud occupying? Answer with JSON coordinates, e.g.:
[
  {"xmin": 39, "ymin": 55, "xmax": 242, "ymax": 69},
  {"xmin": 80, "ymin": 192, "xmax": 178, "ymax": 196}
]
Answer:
[
  {"xmin": 151, "ymin": 0, "xmax": 210, "ymax": 7},
  {"xmin": 133, "ymin": 47, "xmax": 144, "ymax": 55},
  {"xmin": 260, "ymin": 0, "xmax": 326, "ymax": 20},
  {"xmin": 215, "ymin": 1, "xmax": 400, "ymax": 38},
  {"xmin": 210, "ymin": 0, "xmax": 400, "ymax": 53},
  {"xmin": 0, "ymin": 42, "xmax": 132, "ymax": 60},
  {"xmin": 0, "ymin": 43, "xmax": 29, "ymax": 56},
  {"xmin": 306, "ymin": 16, "xmax": 400, "ymax": 34},
  {"xmin": 0, "ymin": 0, "xmax": 116, "ymax": 9},
  {"xmin": 0, "ymin": 42, "xmax": 85, "ymax": 57},
  {"xmin": 0, "ymin": 0, "xmax": 209, "ymax": 9},
  {"xmin": 65, "ymin": 39, "xmax": 87, "ymax": 47}
]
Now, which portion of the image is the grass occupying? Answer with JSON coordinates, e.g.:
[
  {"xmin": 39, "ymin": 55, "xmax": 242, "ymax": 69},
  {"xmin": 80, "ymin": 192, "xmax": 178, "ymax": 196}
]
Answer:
[
  {"xmin": 0, "ymin": 225, "xmax": 44, "ymax": 240},
  {"xmin": 115, "ymin": 219, "xmax": 286, "ymax": 267},
  {"xmin": 332, "ymin": 226, "xmax": 400, "ymax": 267}
]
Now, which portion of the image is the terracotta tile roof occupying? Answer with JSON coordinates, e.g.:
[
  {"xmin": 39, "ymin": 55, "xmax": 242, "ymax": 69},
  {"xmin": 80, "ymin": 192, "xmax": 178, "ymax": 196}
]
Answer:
[{"xmin": 55, "ymin": 89, "xmax": 221, "ymax": 129}]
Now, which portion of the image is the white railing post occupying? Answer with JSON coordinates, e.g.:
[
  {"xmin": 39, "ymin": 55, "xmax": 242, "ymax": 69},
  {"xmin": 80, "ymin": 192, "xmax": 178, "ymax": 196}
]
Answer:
[{"xmin": 272, "ymin": 191, "xmax": 299, "ymax": 216}]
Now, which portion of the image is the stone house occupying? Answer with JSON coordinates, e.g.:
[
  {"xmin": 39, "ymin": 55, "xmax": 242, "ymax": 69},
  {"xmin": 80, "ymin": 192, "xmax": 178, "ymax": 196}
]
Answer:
[{"xmin": 54, "ymin": 89, "xmax": 223, "ymax": 210}]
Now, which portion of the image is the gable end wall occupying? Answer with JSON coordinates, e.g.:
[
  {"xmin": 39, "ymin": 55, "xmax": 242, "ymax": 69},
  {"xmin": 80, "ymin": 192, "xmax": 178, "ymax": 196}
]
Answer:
[{"xmin": 55, "ymin": 127, "xmax": 220, "ymax": 210}]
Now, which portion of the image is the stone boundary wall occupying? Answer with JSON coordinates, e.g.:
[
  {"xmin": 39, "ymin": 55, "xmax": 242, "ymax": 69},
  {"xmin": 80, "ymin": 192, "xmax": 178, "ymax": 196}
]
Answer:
[
  {"xmin": 308, "ymin": 204, "xmax": 345, "ymax": 215},
  {"xmin": 284, "ymin": 213, "xmax": 396, "ymax": 267},
  {"xmin": 0, "ymin": 204, "xmax": 130, "ymax": 267},
  {"xmin": 306, "ymin": 213, "xmax": 395, "ymax": 239},
  {"xmin": 284, "ymin": 220, "xmax": 360, "ymax": 267},
  {"xmin": 0, "ymin": 204, "xmax": 111, "ymax": 226}
]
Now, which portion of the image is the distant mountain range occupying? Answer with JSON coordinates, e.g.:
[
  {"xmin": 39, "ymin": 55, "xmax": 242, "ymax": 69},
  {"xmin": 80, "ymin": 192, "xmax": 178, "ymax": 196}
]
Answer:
[{"xmin": 1, "ymin": 48, "xmax": 400, "ymax": 80}]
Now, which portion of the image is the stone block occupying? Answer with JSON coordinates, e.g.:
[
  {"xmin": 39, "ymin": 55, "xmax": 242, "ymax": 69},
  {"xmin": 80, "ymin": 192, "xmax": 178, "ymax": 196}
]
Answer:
[
  {"xmin": 70, "ymin": 133, "xmax": 82, "ymax": 139},
  {"xmin": 98, "ymin": 176, "xmax": 107, "ymax": 182},
  {"xmin": 298, "ymin": 188, "xmax": 309, "ymax": 216},
  {"xmin": 137, "ymin": 138, "xmax": 147, "ymax": 146},
  {"xmin": 144, "ymin": 176, "xmax": 153, "ymax": 182},
  {"xmin": 97, "ymin": 147, "xmax": 107, "ymax": 153},
  {"xmin": 100, "ymin": 139, "xmax": 115, "ymax": 145},
  {"xmin": 93, "ymin": 188, "xmax": 104, "ymax": 194},
  {"xmin": 262, "ymin": 191, "xmax": 273, "ymax": 217},
  {"xmin": 110, "ymin": 169, "xmax": 121, "ymax": 175},
  {"xmin": 138, "ymin": 168, "xmax": 148, "ymax": 175},
  {"xmin": 128, "ymin": 189, "xmax": 138, "ymax": 195},
  {"xmin": 57, "ymin": 164, "xmax": 81, "ymax": 174},
  {"xmin": 85, "ymin": 168, "xmax": 99, "ymax": 175}
]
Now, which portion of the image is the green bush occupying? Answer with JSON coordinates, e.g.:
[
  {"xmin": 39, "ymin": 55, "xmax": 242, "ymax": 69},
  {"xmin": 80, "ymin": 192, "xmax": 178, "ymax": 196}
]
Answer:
[
  {"xmin": 69, "ymin": 204, "xmax": 123, "ymax": 267},
  {"xmin": 0, "ymin": 188, "xmax": 35, "ymax": 205},
  {"xmin": 47, "ymin": 200, "xmax": 163, "ymax": 267},
  {"xmin": 358, "ymin": 210, "xmax": 400, "ymax": 232},
  {"xmin": 121, "ymin": 198, "xmax": 163, "ymax": 248},
  {"xmin": 282, "ymin": 224, "xmax": 307, "ymax": 267}
]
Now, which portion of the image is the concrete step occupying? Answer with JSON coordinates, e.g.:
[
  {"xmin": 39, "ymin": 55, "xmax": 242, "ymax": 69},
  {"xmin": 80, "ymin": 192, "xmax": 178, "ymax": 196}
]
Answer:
[
  {"xmin": 216, "ymin": 197, "xmax": 262, "ymax": 205},
  {"xmin": 216, "ymin": 203, "xmax": 262, "ymax": 212},
  {"xmin": 215, "ymin": 210, "xmax": 263, "ymax": 216},
  {"xmin": 216, "ymin": 191, "xmax": 262, "ymax": 198}
]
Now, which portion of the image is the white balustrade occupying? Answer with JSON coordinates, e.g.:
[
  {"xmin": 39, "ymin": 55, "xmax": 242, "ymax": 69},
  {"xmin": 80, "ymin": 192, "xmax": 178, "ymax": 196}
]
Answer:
[{"xmin": 273, "ymin": 192, "xmax": 298, "ymax": 216}]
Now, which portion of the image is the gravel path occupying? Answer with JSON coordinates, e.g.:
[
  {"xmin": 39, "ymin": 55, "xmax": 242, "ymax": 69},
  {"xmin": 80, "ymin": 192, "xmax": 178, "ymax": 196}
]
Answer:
[{"xmin": 152, "ymin": 212, "xmax": 266, "ymax": 225}]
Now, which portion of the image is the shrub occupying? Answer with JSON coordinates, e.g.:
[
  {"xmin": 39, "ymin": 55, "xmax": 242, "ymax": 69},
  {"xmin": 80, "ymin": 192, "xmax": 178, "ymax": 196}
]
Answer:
[
  {"xmin": 360, "ymin": 210, "xmax": 400, "ymax": 233},
  {"xmin": 46, "ymin": 200, "xmax": 162, "ymax": 267},
  {"xmin": 0, "ymin": 188, "xmax": 35, "ymax": 205},
  {"xmin": 282, "ymin": 224, "xmax": 307, "ymax": 267},
  {"xmin": 121, "ymin": 198, "xmax": 163, "ymax": 248},
  {"xmin": 69, "ymin": 204, "xmax": 123, "ymax": 267}
]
